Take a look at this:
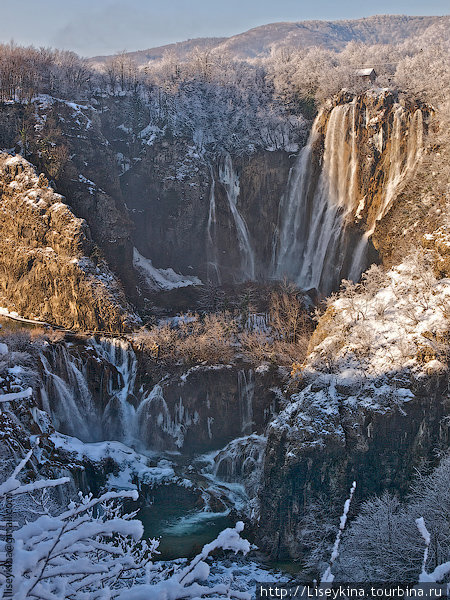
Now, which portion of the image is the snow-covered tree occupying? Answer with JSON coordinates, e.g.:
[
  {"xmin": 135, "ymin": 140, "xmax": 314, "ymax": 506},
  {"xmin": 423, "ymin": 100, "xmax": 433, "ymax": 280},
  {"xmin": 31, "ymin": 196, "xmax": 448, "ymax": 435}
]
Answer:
[{"xmin": 0, "ymin": 448, "xmax": 251, "ymax": 599}]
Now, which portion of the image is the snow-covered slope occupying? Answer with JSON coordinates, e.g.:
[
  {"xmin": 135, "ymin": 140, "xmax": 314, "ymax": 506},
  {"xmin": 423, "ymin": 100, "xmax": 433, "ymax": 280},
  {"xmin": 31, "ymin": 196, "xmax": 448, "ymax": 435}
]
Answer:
[{"xmin": 90, "ymin": 15, "xmax": 446, "ymax": 64}]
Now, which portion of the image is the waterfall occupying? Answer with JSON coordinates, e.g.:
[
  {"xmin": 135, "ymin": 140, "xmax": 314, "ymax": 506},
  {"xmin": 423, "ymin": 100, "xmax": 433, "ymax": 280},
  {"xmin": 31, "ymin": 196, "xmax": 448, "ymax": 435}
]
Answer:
[
  {"xmin": 40, "ymin": 348, "xmax": 100, "ymax": 443},
  {"xmin": 213, "ymin": 434, "xmax": 266, "ymax": 500},
  {"xmin": 218, "ymin": 152, "xmax": 255, "ymax": 281},
  {"xmin": 237, "ymin": 369, "xmax": 254, "ymax": 435},
  {"xmin": 273, "ymin": 100, "xmax": 425, "ymax": 293},
  {"xmin": 206, "ymin": 165, "xmax": 221, "ymax": 284},
  {"xmin": 136, "ymin": 385, "xmax": 193, "ymax": 450},
  {"xmin": 273, "ymin": 102, "xmax": 360, "ymax": 293},
  {"xmin": 91, "ymin": 337, "xmax": 138, "ymax": 446},
  {"xmin": 349, "ymin": 107, "xmax": 425, "ymax": 278},
  {"xmin": 40, "ymin": 337, "xmax": 139, "ymax": 446}
]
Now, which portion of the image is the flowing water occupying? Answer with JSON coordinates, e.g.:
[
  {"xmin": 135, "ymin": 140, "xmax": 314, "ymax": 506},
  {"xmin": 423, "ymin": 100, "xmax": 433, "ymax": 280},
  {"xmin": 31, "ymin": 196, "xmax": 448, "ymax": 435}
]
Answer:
[
  {"xmin": 272, "ymin": 103, "xmax": 361, "ymax": 294},
  {"xmin": 38, "ymin": 337, "xmax": 265, "ymax": 559},
  {"xmin": 206, "ymin": 165, "xmax": 221, "ymax": 284},
  {"xmin": 218, "ymin": 152, "xmax": 255, "ymax": 282},
  {"xmin": 272, "ymin": 102, "xmax": 425, "ymax": 294},
  {"xmin": 29, "ymin": 97, "xmax": 427, "ymax": 571}
]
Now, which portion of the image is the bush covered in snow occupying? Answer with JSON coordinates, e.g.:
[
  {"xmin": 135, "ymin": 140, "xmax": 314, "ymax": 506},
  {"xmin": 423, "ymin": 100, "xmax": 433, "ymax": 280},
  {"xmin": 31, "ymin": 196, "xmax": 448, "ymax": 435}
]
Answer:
[
  {"xmin": 0, "ymin": 450, "xmax": 251, "ymax": 599},
  {"xmin": 335, "ymin": 454, "xmax": 450, "ymax": 583},
  {"xmin": 309, "ymin": 255, "xmax": 450, "ymax": 382}
]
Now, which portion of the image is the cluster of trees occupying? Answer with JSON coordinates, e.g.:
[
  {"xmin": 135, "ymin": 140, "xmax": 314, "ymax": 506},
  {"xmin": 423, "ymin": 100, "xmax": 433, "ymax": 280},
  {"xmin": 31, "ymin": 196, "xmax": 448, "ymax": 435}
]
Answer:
[
  {"xmin": 1, "ymin": 22, "xmax": 448, "ymax": 153},
  {"xmin": 0, "ymin": 43, "xmax": 91, "ymax": 102},
  {"xmin": 335, "ymin": 454, "xmax": 450, "ymax": 583},
  {"xmin": 266, "ymin": 36, "xmax": 450, "ymax": 108},
  {"xmin": 134, "ymin": 283, "xmax": 313, "ymax": 366}
]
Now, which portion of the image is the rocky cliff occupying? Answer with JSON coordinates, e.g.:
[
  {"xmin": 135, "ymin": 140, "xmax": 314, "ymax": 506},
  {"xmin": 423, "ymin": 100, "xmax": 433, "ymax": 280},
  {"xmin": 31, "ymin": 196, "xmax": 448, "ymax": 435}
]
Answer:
[
  {"xmin": 258, "ymin": 257, "xmax": 450, "ymax": 561},
  {"xmin": 1, "ymin": 90, "xmax": 434, "ymax": 305},
  {"xmin": 0, "ymin": 153, "xmax": 138, "ymax": 331}
]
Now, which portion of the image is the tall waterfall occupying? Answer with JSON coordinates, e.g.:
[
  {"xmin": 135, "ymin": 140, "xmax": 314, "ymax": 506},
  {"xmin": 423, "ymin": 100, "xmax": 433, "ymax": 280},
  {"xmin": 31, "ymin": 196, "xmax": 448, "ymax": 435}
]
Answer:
[
  {"xmin": 206, "ymin": 165, "xmax": 221, "ymax": 284},
  {"xmin": 218, "ymin": 153, "xmax": 255, "ymax": 281},
  {"xmin": 272, "ymin": 103, "xmax": 360, "ymax": 293},
  {"xmin": 238, "ymin": 369, "xmax": 254, "ymax": 435},
  {"xmin": 272, "ymin": 100, "xmax": 425, "ymax": 294}
]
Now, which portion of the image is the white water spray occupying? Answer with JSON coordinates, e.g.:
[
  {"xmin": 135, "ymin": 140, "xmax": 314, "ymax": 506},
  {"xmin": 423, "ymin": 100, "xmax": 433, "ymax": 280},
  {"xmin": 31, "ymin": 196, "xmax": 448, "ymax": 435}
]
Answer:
[
  {"xmin": 206, "ymin": 165, "xmax": 221, "ymax": 284},
  {"xmin": 273, "ymin": 100, "xmax": 425, "ymax": 292}
]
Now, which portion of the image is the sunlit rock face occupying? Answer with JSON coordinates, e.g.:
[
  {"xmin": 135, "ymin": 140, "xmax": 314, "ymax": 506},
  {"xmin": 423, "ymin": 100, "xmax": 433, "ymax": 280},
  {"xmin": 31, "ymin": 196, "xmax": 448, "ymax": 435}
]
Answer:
[{"xmin": 0, "ymin": 153, "xmax": 138, "ymax": 331}]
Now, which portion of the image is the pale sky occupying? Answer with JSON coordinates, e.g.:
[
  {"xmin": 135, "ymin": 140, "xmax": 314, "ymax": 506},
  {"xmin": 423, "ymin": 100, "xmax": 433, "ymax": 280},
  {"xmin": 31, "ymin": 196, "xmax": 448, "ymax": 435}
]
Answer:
[{"xmin": 0, "ymin": 0, "xmax": 448, "ymax": 57}]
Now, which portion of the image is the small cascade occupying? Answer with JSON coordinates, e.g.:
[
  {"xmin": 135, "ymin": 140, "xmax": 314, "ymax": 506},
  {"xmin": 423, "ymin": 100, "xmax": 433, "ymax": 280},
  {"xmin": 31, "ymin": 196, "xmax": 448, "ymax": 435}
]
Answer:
[
  {"xmin": 40, "ymin": 346, "xmax": 101, "ymax": 442},
  {"xmin": 237, "ymin": 369, "xmax": 254, "ymax": 435},
  {"xmin": 213, "ymin": 434, "xmax": 266, "ymax": 498},
  {"xmin": 91, "ymin": 337, "xmax": 138, "ymax": 446},
  {"xmin": 39, "ymin": 337, "xmax": 139, "ymax": 446},
  {"xmin": 273, "ymin": 99, "xmax": 425, "ymax": 294},
  {"xmin": 206, "ymin": 165, "xmax": 221, "ymax": 284},
  {"xmin": 218, "ymin": 152, "xmax": 255, "ymax": 281},
  {"xmin": 245, "ymin": 313, "xmax": 270, "ymax": 334},
  {"xmin": 136, "ymin": 385, "xmax": 197, "ymax": 450}
]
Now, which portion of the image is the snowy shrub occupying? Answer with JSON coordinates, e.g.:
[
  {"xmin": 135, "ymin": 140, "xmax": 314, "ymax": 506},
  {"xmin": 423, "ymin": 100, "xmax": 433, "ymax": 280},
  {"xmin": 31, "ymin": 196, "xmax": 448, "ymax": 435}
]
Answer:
[
  {"xmin": 335, "ymin": 454, "xmax": 450, "ymax": 583},
  {"xmin": 0, "ymin": 449, "xmax": 251, "ymax": 599}
]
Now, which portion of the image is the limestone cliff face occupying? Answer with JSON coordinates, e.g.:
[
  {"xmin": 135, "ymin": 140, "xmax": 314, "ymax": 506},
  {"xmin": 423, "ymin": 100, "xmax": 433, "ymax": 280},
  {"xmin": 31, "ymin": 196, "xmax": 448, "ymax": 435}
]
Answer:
[
  {"xmin": 259, "ymin": 372, "xmax": 449, "ymax": 560},
  {"xmin": 0, "ymin": 153, "xmax": 138, "ymax": 331},
  {"xmin": 257, "ymin": 257, "xmax": 450, "ymax": 561},
  {"xmin": 120, "ymin": 142, "xmax": 292, "ymax": 284},
  {"xmin": 0, "ymin": 100, "xmax": 140, "ymax": 302}
]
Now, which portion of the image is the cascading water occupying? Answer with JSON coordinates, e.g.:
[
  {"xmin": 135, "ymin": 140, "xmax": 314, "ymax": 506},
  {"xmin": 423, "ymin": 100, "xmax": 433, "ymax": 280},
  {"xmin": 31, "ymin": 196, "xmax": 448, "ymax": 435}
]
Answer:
[
  {"xmin": 206, "ymin": 165, "xmax": 221, "ymax": 284},
  {"xmin": 237, "ymin": 369, "xmax": 254, "ymax": 435},
  {"xmin": 273, "ymin": 102, "xmax": 361, "ymax": 294},
  {"xmin": 349, "ymin": 106, "xmax": 425, "ymax": 279},
  {"xmin": 40, "ymin": 346, "xmax": 101, "ymax": 442},
  {"xmin": 90, "ymin": 337, "xmax": 138, "ymax": 446},
  {"xmin": 40, "ymin": 337, "xmax": 139, "ymax": 445},
  {"xmin": 212, "ymin": 434, "xmax": 267, "ymax": 505},
  {"xmin": 273, "ymin": 100, "xmax": 425, "ymax": 294},
  {"xmin": 218, "ymin": 152, "xmax": 255, "ymax": 281}
]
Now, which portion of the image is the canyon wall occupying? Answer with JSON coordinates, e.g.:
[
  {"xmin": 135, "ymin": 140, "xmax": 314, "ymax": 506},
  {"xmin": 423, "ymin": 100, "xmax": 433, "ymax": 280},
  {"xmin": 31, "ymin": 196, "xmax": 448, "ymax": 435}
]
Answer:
[{"xmin": 0, "ymin": 90, "xmax": 433, "ymax": 315}]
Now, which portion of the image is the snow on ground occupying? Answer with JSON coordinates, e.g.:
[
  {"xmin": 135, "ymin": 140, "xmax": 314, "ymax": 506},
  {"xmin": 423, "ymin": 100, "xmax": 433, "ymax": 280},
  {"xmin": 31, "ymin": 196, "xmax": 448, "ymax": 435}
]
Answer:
[
  {"xmin": 270, "ymin": 258, "xmax": 450, "ymax": 448},
  {"xmin": 50, "ymin": 433, "xmax": 177, "ymax": 490},
  {"xmin": 133, "ymin": 247, "xmax": 202, "ymax": 290},
  {"xmin": 310, "ymin": 259, "xmax": 450, "ymax": 378}
]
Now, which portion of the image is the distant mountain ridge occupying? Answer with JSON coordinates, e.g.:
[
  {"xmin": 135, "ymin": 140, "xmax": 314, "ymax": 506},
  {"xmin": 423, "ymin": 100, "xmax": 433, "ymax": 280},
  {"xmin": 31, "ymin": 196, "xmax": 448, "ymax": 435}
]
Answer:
[{"xmin": 88, "ymin": 14, "xmax": 446, "ymax": 64}]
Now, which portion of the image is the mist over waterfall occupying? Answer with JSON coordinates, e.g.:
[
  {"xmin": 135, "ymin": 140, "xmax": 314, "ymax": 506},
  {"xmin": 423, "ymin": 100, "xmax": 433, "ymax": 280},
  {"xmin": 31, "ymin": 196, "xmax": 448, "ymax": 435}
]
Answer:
[{"xmin": 272, "ymin": 98, "xmax": 426, "ymax": 294}]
